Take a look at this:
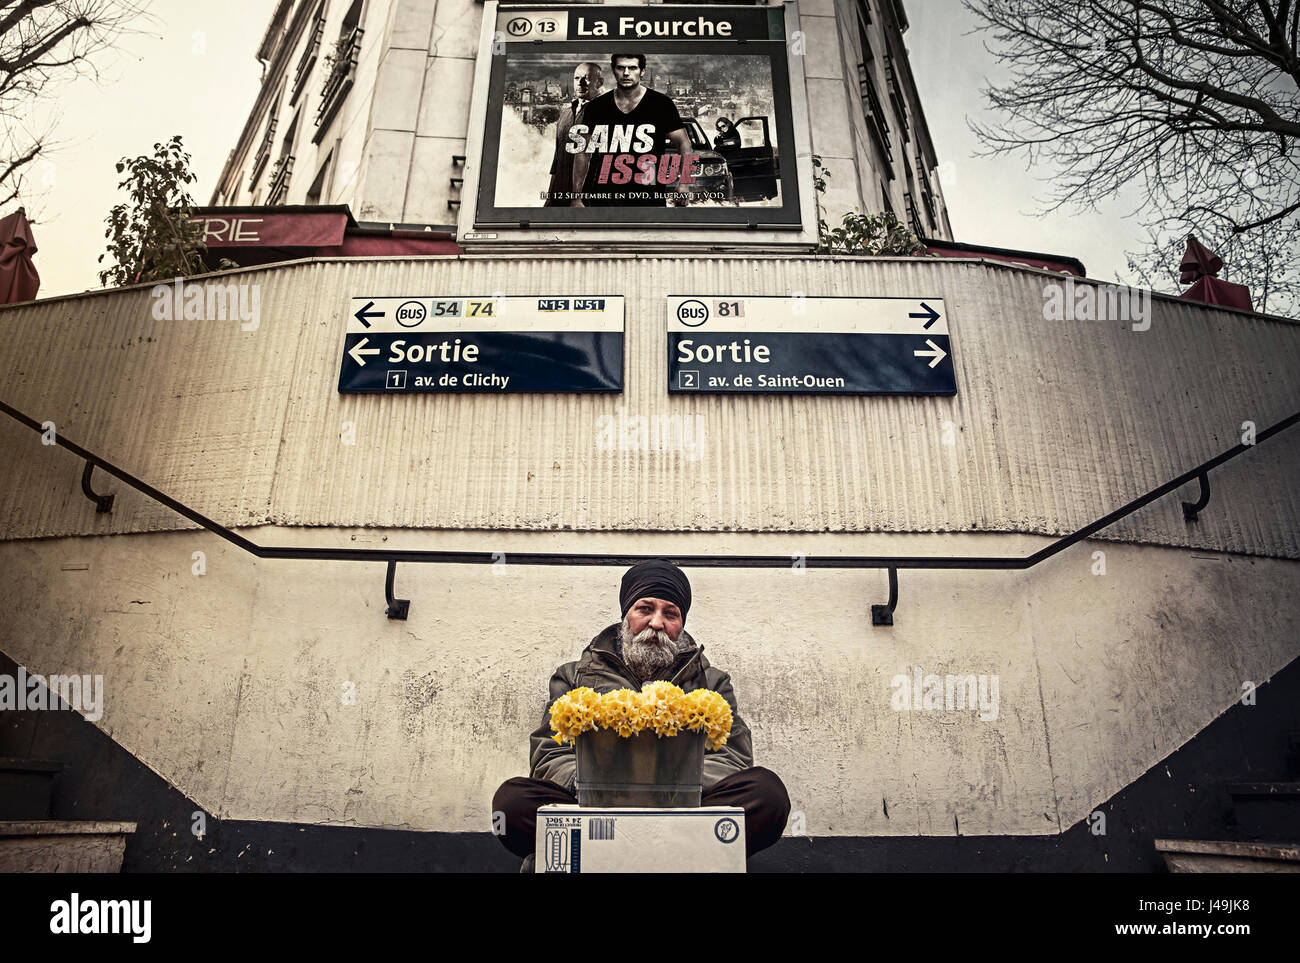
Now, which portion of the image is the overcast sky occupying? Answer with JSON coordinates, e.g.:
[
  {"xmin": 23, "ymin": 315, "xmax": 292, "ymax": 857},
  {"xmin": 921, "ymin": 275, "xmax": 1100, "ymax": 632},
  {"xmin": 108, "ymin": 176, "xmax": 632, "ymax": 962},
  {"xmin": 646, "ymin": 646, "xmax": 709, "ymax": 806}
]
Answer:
[
  {"xmin": 29, "ymin": 0, "xmax": 1149, "ymax": 299},
  {"xmin": 30, "ymin": 0, "xmax": 267, "ymax": 299}
]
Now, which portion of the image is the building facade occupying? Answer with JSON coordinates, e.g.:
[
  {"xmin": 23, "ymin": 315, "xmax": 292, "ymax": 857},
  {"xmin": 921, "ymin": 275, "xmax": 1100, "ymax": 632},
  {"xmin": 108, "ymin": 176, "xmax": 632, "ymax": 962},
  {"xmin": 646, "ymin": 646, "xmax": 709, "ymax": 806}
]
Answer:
[{"xmin": 211, "ymin": 0, "xmax": 954, "ymax": 242}]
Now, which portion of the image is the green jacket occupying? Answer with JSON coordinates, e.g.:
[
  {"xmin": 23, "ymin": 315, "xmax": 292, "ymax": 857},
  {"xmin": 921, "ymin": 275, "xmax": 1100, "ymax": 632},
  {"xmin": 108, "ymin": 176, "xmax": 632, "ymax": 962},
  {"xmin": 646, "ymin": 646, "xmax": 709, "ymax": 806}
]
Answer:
[{"xmin": 529, "ymin": 623, "xmax": 754, "ymax": 793}]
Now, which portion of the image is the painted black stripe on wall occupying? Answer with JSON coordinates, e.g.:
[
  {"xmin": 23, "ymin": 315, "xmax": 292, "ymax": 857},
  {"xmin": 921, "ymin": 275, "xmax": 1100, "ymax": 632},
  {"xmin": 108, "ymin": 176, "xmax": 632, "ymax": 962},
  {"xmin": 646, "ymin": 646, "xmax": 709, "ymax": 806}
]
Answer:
[{"xmin": 2, "ymin": 648, "xmax": 1295, "ymax": 872}]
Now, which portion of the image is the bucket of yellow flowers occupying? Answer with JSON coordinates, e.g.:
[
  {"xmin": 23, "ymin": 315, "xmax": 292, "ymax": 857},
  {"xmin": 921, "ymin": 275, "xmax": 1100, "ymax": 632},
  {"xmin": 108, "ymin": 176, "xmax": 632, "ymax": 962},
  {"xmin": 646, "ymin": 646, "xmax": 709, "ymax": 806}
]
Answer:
[{"xmin": 549, "ymin": 681, "xmax": 733, "ymax": 808}]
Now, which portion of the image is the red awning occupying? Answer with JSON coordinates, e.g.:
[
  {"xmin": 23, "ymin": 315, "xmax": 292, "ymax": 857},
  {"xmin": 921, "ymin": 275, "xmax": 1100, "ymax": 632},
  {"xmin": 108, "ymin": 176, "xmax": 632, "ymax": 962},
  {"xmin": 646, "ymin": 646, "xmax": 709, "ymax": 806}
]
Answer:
[
  {"xmin": 0, "ymin": 207, "xmax": 39, "ymax": 303},
  {"xmin": 319, "ymin": 233, "xmax": 460, "ymax": 257},
  {"xmin": 186, "ymin": 205, "xmax": 459, "ymax": 267},
  {"xmin": 193, "ymin": 209, "xmax": 349, "ymax": 248},
  {"xmin": 922, "ymin": 238, "xmax": 1085, "ymax": 277}
]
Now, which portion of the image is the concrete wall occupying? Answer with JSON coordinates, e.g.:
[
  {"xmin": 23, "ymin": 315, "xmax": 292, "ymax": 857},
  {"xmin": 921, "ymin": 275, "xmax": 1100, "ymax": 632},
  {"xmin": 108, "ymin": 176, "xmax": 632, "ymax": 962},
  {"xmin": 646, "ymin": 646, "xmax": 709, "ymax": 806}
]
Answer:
[
  {"xmin": 356, "ymin": 0, "xmax": 480, "ymax": 221},
  {"xmin": 1, "ymin": 257, "xmax": 1296, "ymax": 554},
  {"xmin": 0, "ymin": 255, "xmax": 1297, "ymax": 841},
  {"xmin": 328, "ymin": 0, "xmax": 391, "ymax": 210},
  {"xmin": 0, "ymin": 529, "xmax": 1295, "ymax": 836},
  {"xmin": 801, "ymin": 0, "xmax": 864, "ymax": 225}
]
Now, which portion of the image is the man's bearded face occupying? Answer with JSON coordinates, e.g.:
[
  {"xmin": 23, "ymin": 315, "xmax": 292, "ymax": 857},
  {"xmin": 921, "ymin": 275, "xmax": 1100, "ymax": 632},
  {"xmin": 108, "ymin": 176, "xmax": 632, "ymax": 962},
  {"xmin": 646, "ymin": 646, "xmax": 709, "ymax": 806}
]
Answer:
[{"xmin": 620, "ymin": 605, "xmax": 682, "ymax": 683}]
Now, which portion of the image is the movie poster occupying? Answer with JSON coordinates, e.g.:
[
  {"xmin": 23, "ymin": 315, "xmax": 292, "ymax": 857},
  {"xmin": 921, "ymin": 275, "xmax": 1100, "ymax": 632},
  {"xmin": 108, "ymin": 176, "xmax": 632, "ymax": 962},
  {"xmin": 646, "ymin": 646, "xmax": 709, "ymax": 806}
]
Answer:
[{"xmin": 474, "ymin": 6, "xmax": 802, "ymax": 228}]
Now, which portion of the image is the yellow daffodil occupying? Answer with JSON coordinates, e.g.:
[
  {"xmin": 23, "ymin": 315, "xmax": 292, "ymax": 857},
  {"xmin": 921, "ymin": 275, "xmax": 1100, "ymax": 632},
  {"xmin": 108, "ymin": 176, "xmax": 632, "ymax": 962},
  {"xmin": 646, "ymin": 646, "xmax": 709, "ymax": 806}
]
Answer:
[{"xmin": 547, "ymin": 684, "xmax": 733, "ymax": 749}]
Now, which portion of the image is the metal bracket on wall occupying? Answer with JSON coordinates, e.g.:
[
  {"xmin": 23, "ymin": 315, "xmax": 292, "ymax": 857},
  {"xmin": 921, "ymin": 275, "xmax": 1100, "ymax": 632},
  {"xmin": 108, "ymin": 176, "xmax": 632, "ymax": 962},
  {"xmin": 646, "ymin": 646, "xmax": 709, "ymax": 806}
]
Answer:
[
  {"xmin": 1182, "ymin": 471, "xmax": 1211, "ymax": 521},
  {"xmin": 449, "ymin": 177, "xmax": 463, "ymax": 190},
  {"xmin": 80, "ymin": 461, "xmax": 114, "ymax": 513},
  {"xmin": 871, "ymin": 567, "xmax": 898, "ymax": 626},
  {"xmin": 385, "ymin": 560, "xmax": 409, "ymax": 620},
  {"xmin": 451, "ymin": 155, "xmax": 465, "ymax": 166}
]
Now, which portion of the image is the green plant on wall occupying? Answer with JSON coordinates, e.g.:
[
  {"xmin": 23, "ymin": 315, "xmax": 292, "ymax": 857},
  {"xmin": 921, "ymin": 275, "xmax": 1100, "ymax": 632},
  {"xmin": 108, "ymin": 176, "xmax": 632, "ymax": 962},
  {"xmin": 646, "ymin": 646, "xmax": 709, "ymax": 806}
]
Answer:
[
  {"xmin": 98, "ymin": 135, "xmax": 233, "ymax": 287},
  {"xmin": 812, "ymin": 153, "xmax": 832, "ymax": 238},
  {"xmin": 812, "ymin": 154, "xmax": 928, "ymax": 257},
  {"xmin": 320, "ymin": 35, "xmax": 354, "ymax": 80}
]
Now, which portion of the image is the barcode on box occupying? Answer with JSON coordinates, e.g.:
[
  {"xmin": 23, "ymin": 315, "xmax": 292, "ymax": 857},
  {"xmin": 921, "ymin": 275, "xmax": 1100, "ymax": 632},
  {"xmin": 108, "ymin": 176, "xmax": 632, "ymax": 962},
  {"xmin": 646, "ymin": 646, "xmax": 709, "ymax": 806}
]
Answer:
[{"xmin": 588, "ymin": 818, "xmax": 615, "ymax": 841}]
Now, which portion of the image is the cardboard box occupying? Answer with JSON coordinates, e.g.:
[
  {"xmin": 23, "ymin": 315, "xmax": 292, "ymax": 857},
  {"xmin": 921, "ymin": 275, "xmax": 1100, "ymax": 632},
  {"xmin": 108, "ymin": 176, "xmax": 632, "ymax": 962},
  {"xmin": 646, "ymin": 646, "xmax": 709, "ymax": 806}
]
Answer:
[{"xmin": 536, "ymin": 805, "xmax": 746, "ymax": 873}]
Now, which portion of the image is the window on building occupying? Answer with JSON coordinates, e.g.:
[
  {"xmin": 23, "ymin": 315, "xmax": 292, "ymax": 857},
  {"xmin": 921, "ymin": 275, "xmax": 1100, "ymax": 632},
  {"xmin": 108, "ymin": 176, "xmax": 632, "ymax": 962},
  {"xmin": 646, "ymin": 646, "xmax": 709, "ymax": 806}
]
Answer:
[
  {"xmin": 269, "ymin": 110, "xmax": 300, "ymax": 205},
  {"xmin": 854, "ymin": 4, "xmax": 892, "ymax": 177},
  {"xmin": 306, "ymin": 151, "xmax": 333, "ymax": 205},
  {"xmin": 292, "ymin": 0, "xmax": 327, "ymax": 107},
  {"xmin": 340, "ymin": 0, "xmax": 363, "ymax": 37},
  {"xmin": 280, "ymin": 110, "xmax": 299, "ymax": 162},
  {"xmin": 250, "ymin": 87, "xmax": 284, "ymax": 189},
  {"xmin": 857, "ymin": 14, "xmax": 874, "ymax": 67},
  {"xmin": 884, "ymin": 51, "xmax": 910, "ymax": 142},
  {"xmin": 315, "ymin": 0, "xmax": 364, "ymax": 143},
  {"xmin": 858, "ymin": 65, "xmax": 892, "ymax": 175},
  {"xmin": 903, "ymin": 191, "xmax": 923, "ymax": 236},
  {"xmin": 915, "ymin": 152, "xmax": 937, "ymax": 230}
]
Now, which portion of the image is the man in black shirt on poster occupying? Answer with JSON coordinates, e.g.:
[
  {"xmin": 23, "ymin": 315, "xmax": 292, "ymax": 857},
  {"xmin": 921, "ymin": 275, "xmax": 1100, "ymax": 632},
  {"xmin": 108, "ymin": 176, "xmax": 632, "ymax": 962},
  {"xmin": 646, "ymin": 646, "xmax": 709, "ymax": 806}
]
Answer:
[{"xmin": 569, "ymin": 53, "xmax": 695, "ymax": 208}]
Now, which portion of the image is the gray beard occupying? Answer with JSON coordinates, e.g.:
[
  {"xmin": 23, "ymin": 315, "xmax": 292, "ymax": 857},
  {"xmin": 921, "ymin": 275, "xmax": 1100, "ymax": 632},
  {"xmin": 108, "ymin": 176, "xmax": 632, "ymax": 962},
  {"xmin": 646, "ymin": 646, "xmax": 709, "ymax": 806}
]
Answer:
[{"xmin": 620, "ymin": 617, "xmax": 684, "ymax": 684}]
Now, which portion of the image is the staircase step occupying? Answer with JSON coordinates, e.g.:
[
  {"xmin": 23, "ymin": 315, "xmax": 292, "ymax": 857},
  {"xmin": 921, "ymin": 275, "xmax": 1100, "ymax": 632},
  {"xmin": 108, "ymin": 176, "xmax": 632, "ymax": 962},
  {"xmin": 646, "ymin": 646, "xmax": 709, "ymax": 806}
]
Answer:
[
  {"xmin": 0, "ymin": 820, "xmax": 137, "ymax": 873},
  {"xmin": 1155, "ymin": 838, "xmax": 1300, "ymax": 873}
]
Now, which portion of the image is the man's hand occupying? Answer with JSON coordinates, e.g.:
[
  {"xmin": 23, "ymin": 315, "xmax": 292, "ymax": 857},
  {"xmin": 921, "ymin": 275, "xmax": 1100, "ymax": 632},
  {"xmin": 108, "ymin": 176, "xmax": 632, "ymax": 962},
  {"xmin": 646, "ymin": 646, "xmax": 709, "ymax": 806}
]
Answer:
[{"xmin": 570, "ymin": 152, "xmax": 591, "ymax": 207}]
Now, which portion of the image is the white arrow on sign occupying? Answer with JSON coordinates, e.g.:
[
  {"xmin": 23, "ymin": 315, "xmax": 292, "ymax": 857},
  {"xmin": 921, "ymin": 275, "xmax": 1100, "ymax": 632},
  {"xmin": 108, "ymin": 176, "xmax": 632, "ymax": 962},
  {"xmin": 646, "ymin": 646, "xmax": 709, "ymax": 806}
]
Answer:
[
  {"xmin": 348, "ymin": 337, "xmax": 381, "ymax": 367},
  {"xmin": 914, "ymin": 339, "xmax": 947, "ymax": 368}
]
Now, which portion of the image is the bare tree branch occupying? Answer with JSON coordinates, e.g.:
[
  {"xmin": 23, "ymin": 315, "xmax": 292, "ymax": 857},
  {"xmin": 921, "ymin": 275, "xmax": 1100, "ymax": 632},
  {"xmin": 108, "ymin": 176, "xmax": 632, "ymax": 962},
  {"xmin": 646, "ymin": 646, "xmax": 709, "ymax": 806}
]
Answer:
[
  {"xmin": 0, "ymin": 1, "xmax": 151, "ymax": 209},
  {"xmin": 968, "ymin": 0, "xmax": 1298, "ymax": 315}
]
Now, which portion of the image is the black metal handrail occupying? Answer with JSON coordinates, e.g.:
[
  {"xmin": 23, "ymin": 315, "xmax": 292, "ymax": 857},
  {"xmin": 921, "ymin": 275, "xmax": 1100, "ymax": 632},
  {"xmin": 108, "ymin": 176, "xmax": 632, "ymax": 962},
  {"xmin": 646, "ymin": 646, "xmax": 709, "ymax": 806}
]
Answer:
[{"xmin": 2, "ymin": 397, "xmax": 1295, "ymax": 623}]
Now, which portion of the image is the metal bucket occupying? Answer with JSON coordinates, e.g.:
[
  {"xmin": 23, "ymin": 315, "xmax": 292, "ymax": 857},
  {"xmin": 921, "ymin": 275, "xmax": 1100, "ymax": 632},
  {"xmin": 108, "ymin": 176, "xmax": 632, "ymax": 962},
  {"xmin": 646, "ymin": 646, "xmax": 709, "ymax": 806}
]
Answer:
[{"xmin": 575, "ymin": 728, "xmax": 705, "ymax": 807}]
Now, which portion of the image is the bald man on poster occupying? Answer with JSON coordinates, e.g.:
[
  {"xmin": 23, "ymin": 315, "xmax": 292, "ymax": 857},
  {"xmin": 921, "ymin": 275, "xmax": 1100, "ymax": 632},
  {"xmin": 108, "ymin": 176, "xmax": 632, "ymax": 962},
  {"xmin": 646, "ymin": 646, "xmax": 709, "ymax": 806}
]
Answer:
[
  {"xmin": 544, "ymin": 61, "xmax": 604, "ymax": 206},
  {"xmin": 492, "ymin": 559, "xmax": 791, "ymax": 871}
]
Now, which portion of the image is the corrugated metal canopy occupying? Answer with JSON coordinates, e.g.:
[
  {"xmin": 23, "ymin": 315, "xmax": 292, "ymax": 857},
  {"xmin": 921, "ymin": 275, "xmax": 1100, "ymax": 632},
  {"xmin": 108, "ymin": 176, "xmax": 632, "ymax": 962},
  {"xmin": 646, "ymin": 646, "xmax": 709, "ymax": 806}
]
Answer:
[{"xmin": 0, "ymin": 255, "xmax": 1296, "ymax": 560}]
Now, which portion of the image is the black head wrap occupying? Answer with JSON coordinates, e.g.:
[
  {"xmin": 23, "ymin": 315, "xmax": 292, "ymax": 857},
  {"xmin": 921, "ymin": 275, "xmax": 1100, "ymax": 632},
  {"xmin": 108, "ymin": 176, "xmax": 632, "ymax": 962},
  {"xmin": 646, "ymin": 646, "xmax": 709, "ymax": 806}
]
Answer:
[{"xmin": 619, "ymin": 559, "xmax": 691, "ymax": 623}]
